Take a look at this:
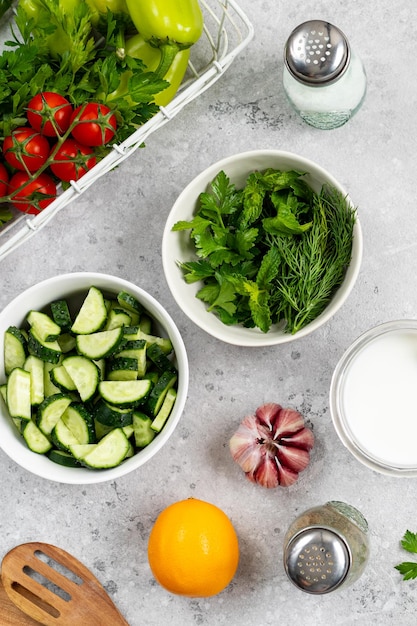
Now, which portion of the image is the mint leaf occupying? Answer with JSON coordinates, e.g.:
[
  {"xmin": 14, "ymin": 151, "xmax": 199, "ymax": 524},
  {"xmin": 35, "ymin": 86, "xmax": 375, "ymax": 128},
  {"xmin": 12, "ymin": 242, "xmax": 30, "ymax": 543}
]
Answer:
[{"xmin": 256, "ymin": 247, "xmax": 280, "ymax": 290}]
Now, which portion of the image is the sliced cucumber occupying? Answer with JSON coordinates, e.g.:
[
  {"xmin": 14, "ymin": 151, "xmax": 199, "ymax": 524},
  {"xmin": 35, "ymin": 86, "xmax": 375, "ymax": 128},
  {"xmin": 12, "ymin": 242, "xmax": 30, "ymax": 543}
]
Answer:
[
  {"xmin": 133, "ymin": 411, "xmax": 156, "ymax": 447},
  {"xmin": 117, "ymin": 339, "xmax": 147, "ymax": 377},
  {"xmin": 117, "ymin": 291, "xmax": 143, "ymax": 316},
  {"xmin": 146, "ymin": 370, "xmax": 178, "ymax": 416},
  {"xmin": 105, "ymin": 307, "xmax": 131, "ymax": 330},
  {"xmin": 72, "ymin": 428, "xmax": 130, "ymax": 469},
  {"xmin": 94, "ymin": 399, "xmax": 133, "ymax": 427},
  {"xmin": 48, "ymin": 449, "xmax": 80, "ymax": 467},
  {"xmin": 4, "ymin": 326, "xmax": 27, "ymax": 375},
  {"xmin": 7, "ymin": 367, "xmax": 31, "ymax": 421},
  {"xmin": 44, "ymin": 361, "xmax": 62, "ymax": 396},
  {"xmin": 27, "ymin": 310, "xmax": 61, "ymax": 342},
  {"xmin": 27, "ymin": 329, "xmax": 62, "ymax": 364},
  {"xmin": 71, "ymin": 286, "xmax": 107, "ymax": 334},
  {"xmin": 76, "ymin": 327, "xmax": 124, "ymax": 360},
  {"xmin": 151, "ymin": 388, "xmax": 177, "ymax": 432},
  {"xmin": 36, "ymin": 393, "xmax": 72, "ymax": 435},
  {"xmin": 62, "ymin": 355, "xmax": 99, "ymax": 401},
  {"xmin": 147, "ymin": 343, "xmax": 176, "ymax": 373},
  {"xmin": 52, "ymin": 403, "xmax": 95, "ymax": 450},
  {"xmin": 23, "ymin": 355, "xmax": 45, "ymax": 406},
  {"xmin": 98, "ymin": 379, "xmax": 151, "ymax": 408},
  {"xmin": 123, "ymin": 327, "xmax": 173, "ymax": 355},
  {"xmin": 50, "ymin": 299, "xmax": 72, "ymax": 331},
  {"xmin": 57, "ymin": 333, "xmax": 76, "ymax": 353},
  {"xmin": 50, "ymin": 364, "xmax": 77, "ymax": 392},
  {"xmin": 23, "ymin": 420, "xmax": 52, "ymax": 454},
  {"xmin": 106, "ymin": 356, "xmax": 138, "ymax": 381}
]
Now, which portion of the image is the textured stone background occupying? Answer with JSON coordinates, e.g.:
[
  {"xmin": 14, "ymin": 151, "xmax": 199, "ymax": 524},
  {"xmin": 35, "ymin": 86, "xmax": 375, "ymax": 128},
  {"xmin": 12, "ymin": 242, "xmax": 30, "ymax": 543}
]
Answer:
[{"xmin": 1, "ymin": 1, "xmax": 416, "ymax": 624}]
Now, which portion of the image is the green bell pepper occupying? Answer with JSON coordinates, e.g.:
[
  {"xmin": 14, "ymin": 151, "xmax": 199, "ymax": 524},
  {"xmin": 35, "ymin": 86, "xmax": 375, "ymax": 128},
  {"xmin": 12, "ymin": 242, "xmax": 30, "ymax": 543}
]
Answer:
[
  {"xmin": 124, "ymin": 34, "xmax": 190, "ymax": 106},
  {"xmin": 125, "ymin": 0, "xmax": 203, "ymax": 76},
  {"xmin": 85, "ymin": 0, "xmax": 130, "ymax": 26}
]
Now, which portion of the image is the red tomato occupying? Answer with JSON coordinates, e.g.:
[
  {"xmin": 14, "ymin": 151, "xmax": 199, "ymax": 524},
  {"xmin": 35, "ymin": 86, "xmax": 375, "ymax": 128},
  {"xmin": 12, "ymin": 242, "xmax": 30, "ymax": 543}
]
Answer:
[
  {"xmin": 3, "ymin": 127, "xmax": 50, "ymax": 173},
  {"xmin": 8, "ymin": 171, "xmax": 56, "ymax": 214},
  {"xmin": 27, "ymin": 92, "xmax": 73, "ymax": 137},
  {"xmin": 70, "ymin": 103, "xmax": 117, "ymax": 147},
  {"xmin": 50, "ymin": 138, "xmax": 97, "ymax": 182},
  {"xmin": 0, "ymin": 163, "xmax": 9, "ymax": 197}
]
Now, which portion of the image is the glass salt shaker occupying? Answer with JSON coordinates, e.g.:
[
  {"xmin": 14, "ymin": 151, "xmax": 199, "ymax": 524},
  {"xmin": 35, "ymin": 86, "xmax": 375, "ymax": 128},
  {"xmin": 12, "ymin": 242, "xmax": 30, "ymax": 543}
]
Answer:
[
  {"xmin": 283, "ymin": 501, "xmax": 370, "ymax": 594},
  {"xmin": 283, "ymin": 20, "xmax": 367, "ymax": 130}
]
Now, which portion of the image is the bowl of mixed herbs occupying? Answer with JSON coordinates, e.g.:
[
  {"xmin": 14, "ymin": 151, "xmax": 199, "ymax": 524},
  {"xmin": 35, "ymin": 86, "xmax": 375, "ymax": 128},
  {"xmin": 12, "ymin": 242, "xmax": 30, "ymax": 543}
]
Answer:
[{"xmin": 162, "ymin": 150, "xmax": 363, "ymax": 346}]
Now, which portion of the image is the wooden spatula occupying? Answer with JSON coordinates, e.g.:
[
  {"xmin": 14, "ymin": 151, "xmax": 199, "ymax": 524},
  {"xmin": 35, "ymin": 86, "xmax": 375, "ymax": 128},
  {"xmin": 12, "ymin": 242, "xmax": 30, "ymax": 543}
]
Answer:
[{"xmin": 1, "ymin": 542, "xmax": 129, "ymax": 626}]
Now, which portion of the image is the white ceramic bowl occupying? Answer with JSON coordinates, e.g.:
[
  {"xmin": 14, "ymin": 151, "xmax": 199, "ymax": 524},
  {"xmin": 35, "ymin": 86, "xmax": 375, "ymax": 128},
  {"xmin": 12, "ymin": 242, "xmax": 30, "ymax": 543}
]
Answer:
[
  {"xmin": 330, "ymin": 320, "xmax": 417, "ymax": 477},
  {"xmin": 0, "ymin": 272, "xmax": 189, "ymax": 484},
  {"xmin": 162, "ymin": 150, "xmax": 363, "ymax": 347}
]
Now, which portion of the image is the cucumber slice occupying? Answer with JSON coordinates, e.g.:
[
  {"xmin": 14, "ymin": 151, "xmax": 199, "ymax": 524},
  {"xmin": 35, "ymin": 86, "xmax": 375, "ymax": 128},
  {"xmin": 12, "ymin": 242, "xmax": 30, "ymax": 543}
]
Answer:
[
  {"xmin": 23, "ymin": 420, "xmax": 52, "ymax": 454},
  {"xmin": 23, "ymin": 355, "xmax": 45, "ymax": 406},
  {"xmin": 52, "ymin": 403, "xmax": 95, "ymax": 450},
  {"xmin": 27, "ymin": 329, "xmax": 62, "ymax": 364},
  {"xmin": 117, "ymin": 291, "xmax": 143, "ymax": 316},
  {"xmin": 36, "ymin": 393, "xmax": 72, "ymax": 435},
  {"xmin": 98, "ymin": 379, "xmax": 151, "ymax": 408},
  {"xmin": 57, "ymin": 333, "xmax": 76, "ymax": 353},
  {"xmin": 27, "ymin": 310, "xmax": 61, "ymax": 342},
  {"xmin": 50, "ymin": 299, "xmax": 72, "ymax": 331},
  {"xmin": 50, "ymin": 364, "xmax": 77, "ymax": 392},
  {"xmin": 7, "ymin": 367, "xmax": 31, "ymax": 421},
  {"xmin": 62, "ymin": 355, "xmax": 99, "ymax": 401},
  {"xmin": 71, "ymin": 286, "xmax": 107, "ymax": 334},
  {"xmin": 48, "ymin": 449, "xmax": 80, "ymax": 467},
  {"xmin": 4, "ymin": 326, "xmax": 27, "ymax": 375},
  {"xmin": 117, "ymin": 339, "xmax": 147, "ymax": 377},
  {"xmin": 76, "ymin": 327, "xmax": 124, "ymax": 360},
  {"xmin": 133, "ymin": 411, "xmax": 156, "ymax": 447},
  {"xmin": 72, "ymin": 428, "xmax": 130, "ymax": 469},
  {"xmin": 94, "ymin": 399, "xmax": 133, "ymax": 427},
  {"xmin": 139, "ymin": 314, "xmax": 152, "ymax": 334},
  {"xmin": 44, "ymin": 361, "xmax": 62, "ymax": 396},
  {"xmin": 105, "ymin": 307, "xmax": 131, "ymax": 330},
  {"xmin": 123, "ymin": 327, "xmax": 173, "ymax": 355},
  {"xmin": 146, "ymin": 370, "xmax": 177, "ymax": 416},
  {"xmin": 151, "ymin": 388, "xmax": 177, "ymax": 432},
  {"xmin": 147, "ymin": 343, "xmax": 176, "ymax": 373},
  {"xmin": 106, "ymin": 357, "xmax": 138, "ymax": 381}
]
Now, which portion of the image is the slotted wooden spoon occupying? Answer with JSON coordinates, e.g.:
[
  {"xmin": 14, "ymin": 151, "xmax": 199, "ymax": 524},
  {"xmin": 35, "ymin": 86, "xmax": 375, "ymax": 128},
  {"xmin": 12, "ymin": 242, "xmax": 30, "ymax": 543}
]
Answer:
[{"xmin": 1, "ymin": 542, "xmax": 129, "ymax": 626}]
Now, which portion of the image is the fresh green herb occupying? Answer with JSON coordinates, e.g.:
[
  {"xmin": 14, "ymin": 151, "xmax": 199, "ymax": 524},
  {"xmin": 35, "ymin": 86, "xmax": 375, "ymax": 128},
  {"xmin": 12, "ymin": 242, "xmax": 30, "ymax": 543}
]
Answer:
[
  {"xmin": 173, "ymin": 168, "xmax": 356, "ymax": 334},
  {"xmin": 0, "ymin": 0, "xmax": 166, "ymax": 140},
  {"xmin": 395, "ymin": 530, "xmax": 417, "ymax": 580}
]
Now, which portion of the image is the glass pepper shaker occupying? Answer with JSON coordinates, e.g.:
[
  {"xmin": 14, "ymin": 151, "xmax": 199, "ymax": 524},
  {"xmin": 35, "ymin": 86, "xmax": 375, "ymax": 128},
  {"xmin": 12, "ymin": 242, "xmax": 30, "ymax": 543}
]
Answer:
[
  {"xmin": 283, "ymin": 501, "xmax": 370, "ymax": 594},
  {"xmin": 283, "ymin": 20, "xmax": 367, "ymax": 130}
]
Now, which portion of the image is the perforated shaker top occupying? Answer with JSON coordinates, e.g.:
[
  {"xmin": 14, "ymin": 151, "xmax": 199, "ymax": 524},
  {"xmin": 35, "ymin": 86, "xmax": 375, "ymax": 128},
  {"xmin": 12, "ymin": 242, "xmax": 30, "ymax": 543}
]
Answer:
[{"xmin": 284, "ymin": 20, "xmax": 351, "ymax": 85}]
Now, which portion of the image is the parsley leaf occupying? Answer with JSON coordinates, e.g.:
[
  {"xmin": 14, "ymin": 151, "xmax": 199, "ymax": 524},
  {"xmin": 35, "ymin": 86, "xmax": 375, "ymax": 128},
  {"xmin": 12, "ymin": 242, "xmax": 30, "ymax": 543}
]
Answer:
[{"xmin": 395, "ymin": 530, "xmax": 417, "ymax": 580}]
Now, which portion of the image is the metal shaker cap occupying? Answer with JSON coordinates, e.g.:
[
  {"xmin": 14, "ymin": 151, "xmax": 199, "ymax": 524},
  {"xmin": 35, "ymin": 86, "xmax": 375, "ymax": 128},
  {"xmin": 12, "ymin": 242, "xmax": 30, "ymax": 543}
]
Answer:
[
  {"xmin": 283, "ymin": 526, "xmax": 351, "ymax": 594},
  {"xmin": 284, "ymin": 20, "xmax": 351, "ymax": 86}
]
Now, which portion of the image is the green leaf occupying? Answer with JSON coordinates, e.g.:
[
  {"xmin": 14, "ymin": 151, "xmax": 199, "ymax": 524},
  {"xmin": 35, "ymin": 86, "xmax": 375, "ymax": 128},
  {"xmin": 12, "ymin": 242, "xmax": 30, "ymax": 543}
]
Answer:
[
  {"xmin": 395, "ymin": 562, "xmax": 417, "ymax": 580},
  {"xmin": 179, "ymin": 260, "xmax": 214, "ymax": 284},
  {"xmin": 256, "ymin": 247, "xmax": 280, "ymax": 289},
  {"xmin": 401, "ymin": 530, "xmax": 417, "ymax": 554}
]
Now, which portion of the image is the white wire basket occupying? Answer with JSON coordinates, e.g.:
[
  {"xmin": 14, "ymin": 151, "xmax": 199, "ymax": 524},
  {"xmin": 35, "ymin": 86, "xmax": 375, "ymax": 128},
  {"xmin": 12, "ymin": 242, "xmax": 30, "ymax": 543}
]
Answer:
[{"xmin": 0, "ymin": 0, "xmax": 254, "ymax": 262}]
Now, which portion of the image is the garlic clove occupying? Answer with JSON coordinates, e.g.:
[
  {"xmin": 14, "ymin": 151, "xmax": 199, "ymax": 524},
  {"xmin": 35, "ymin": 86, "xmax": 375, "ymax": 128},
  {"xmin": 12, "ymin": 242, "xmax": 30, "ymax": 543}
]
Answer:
[
  {"xmin": 255, "ymin": 402, "xmax": 282, "ymax": 429},
  {"xmin": 276, "ymin": 445, "xmax": 311, "ymax": 473}
]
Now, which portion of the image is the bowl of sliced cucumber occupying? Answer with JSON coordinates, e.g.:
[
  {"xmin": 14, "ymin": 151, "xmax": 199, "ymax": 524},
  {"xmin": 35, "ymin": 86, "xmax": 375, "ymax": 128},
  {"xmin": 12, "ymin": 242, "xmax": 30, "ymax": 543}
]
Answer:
[
  {"xmin": 0, "ymin": 272, "xmax": 189, "ymax": 484},
  {"xmin": 162, "ymin": 149, "xmax": 363, "ymax": 346}
]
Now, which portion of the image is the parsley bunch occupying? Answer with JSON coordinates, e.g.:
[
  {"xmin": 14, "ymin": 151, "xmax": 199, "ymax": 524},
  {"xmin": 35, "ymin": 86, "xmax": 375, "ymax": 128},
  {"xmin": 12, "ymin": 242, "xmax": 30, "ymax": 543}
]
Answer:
[{"xmin": 173, "ymin": 169, "xmax": 356, "ymax": 334}]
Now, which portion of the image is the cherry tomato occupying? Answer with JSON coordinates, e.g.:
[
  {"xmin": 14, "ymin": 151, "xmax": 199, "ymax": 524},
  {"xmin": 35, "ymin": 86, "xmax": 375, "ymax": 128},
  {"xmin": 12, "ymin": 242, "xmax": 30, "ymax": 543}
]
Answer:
[
  {"xmin": 0, "ymin": 163, "xmax": 9, "ymax": 198},
  {"xmin": 7, "ymin": 171, "xmax": 56, "ymax": 214},
  {"xmin": 50, "ymin": 138, "xmax": 97, "ymax": 182},
  {"xmin": 27, "ymin": 92, "xmax": 73, "ymax": 137},
  {"xmin": 3, "ymin": 127, "xmax": 50, "ymax": 173},
  {"xmin": 70, "ymin": 103, "xmax": 117, "ymax": 147}
]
